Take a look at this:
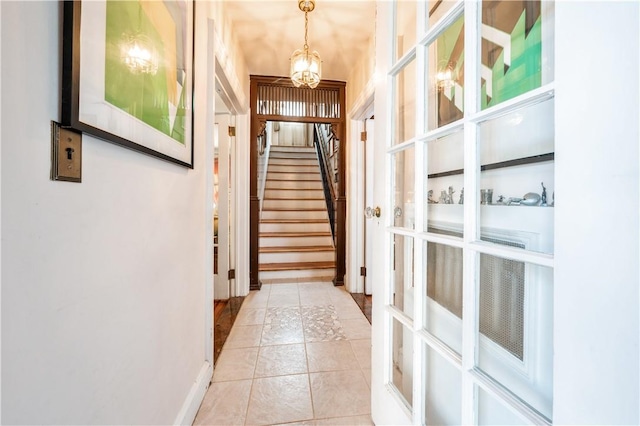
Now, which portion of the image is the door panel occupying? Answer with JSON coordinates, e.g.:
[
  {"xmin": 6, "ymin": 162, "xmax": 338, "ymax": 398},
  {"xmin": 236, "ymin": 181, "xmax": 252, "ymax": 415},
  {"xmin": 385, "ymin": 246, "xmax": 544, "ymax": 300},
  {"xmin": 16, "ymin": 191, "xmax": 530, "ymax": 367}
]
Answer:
[{"xmin": 371, "ymin": 1, "xmax": 555, "ymax": 424}]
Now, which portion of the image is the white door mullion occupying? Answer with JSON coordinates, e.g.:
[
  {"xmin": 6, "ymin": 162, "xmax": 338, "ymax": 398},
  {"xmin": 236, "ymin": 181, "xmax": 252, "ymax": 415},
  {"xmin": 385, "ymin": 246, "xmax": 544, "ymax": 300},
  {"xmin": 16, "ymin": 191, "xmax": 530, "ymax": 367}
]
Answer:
[{"xmin": 461, "ymin": 0, "xmax": 480, "ymax": 424}]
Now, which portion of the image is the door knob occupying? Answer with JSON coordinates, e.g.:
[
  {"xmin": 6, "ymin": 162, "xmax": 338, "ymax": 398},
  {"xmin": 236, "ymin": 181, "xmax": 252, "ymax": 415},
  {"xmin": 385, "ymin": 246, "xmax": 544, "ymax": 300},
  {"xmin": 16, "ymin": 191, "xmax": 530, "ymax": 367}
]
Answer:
[{"xmin": 364, "ymin": 206, "xmax": 381, "ymax": 219}]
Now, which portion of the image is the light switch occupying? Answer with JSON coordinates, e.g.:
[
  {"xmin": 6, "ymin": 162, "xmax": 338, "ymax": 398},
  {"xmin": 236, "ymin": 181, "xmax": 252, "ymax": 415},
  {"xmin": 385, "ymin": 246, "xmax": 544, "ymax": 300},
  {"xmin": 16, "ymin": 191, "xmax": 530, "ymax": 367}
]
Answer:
[{"xmin": 51, "ymin": 121, "xmax": 82, "ymax": 182}]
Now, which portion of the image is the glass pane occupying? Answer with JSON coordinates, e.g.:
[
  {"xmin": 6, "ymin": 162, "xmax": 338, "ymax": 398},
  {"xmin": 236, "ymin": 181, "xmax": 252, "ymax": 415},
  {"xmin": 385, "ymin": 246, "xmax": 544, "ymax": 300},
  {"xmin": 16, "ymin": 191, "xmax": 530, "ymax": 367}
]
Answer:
[
  {"xmin": 394, "ymin": 59, "xmax": 417, "ymax": 144},
  {"xmin": 392, "ymin": 146, "xmax": 415, "ymax": 229},
  {"xmin": 391, "ymin": 317, "xmax": 413, "ymax": 407},
  {"xmin": 424, "ymin": 241, "xmax": 462, "ymax": 354},
  {"xmin": 478, "ymin": 99, "xmax": 554, "ymax": 254},
  {"xmin": 424, "ymin": 344, "xmax": 462, "ymax": 425},
  {"xmin": 395, "ymin": 1, "xmax": 417, "ymax": 60},
  {"xmin": 427, "ymin": 14, "xmax": 464, "ymax": 131},
  {"xmin": 477, "ymin": 257, "xmax": 553, "ymax": 420},
  {"xmin": 477, "ymin": 386, "xmax": 533, "ymax": 425},
  {"xmin": 427, "ymin": 1, "xmax": 458, "ymax": 28},
  {"xmin": 424, "ymin": 130, "xmax": 464, "ymax": 236},
  {"xmin": 480, "ymin": 0, "xmax": 554, "ymax": 109},
  {"xmin": 393, "ymin": 234, "xmax": 415, "ymax": 319}
]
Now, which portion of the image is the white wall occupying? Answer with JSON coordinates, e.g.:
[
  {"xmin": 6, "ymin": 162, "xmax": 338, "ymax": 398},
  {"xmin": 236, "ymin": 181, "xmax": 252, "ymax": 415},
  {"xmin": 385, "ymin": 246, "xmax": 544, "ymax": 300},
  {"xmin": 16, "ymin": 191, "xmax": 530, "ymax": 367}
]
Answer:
[
  {"xmin": 1, "ymin": 2, "xmax": 211, "ymax": 424},
  {"xmin": 554, "ymin": 1, "xmax": 639, "ymax": 424}
]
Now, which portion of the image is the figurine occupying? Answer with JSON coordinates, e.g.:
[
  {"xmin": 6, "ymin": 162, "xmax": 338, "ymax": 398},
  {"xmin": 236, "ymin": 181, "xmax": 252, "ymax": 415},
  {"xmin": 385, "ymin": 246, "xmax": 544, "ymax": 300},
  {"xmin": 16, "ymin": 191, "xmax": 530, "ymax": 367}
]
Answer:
[
  {"xmin": 427, "ymin": 190, "xmax": 438, "ymax": 204},
  {"xmin": 540, "ymin": 182, "xmax": 548, "ymax": 206},
  {"xmin": 497, "ymin": 195, "xmax": 505, "ymax": 204},
  {"xmin": 447, "ymin": 186, "xmax": 456, "ymax": 204},
  {"xmin": 458, "ymin": 188, "xmax": 464, "ymax": 204},
  {"xmin": 439, "ymin": 190, "xmax": 448, "ymax": 204}
]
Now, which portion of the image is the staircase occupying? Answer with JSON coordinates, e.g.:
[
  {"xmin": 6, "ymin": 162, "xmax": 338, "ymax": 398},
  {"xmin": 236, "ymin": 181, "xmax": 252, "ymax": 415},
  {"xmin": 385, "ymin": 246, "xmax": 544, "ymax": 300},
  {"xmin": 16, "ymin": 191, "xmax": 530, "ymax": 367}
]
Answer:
[{"xmin": 259, "ymin": 146, "xmax": 335, "ymax": 283}]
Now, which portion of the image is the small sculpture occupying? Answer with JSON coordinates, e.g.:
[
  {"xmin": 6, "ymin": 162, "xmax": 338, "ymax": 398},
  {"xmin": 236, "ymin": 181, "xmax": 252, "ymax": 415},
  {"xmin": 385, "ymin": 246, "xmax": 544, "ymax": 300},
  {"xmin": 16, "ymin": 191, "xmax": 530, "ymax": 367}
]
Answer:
[
  {"xmin": 427, "ymin": 190, "xmax": 438, "ymax": 204},
  {"xmin": 439, "ymin": 190, "xmax": 448, "ymax": 204},
  {"xmin": 497, "ymin": 195, "xmax": 505, "ymax": 204},
  {"xmin": 459, "ymin": 187, "xmax": 464, "ymax": 204},
  {"xmin": 540, "ymin": 182, "xmax": 548, "ymax": 206},
  {"xmin": 447, "ymin": 186, "xmax": 456, "ymax": 204}
]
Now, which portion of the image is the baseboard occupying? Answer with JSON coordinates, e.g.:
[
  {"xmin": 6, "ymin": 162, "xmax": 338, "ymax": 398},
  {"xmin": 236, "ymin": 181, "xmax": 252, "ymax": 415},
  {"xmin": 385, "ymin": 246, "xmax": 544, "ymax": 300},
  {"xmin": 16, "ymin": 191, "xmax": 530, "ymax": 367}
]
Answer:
[{"xmin": 173, "ymin": 361, "xmax": 213, "ymax": 425}]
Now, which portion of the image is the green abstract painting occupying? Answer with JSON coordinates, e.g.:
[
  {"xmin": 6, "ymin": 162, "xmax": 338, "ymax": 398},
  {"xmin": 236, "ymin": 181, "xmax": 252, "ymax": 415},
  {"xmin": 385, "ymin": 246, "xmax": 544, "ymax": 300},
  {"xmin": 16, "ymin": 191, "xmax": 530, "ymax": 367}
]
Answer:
[
  {"xmin": 104, "ymin": 0, "xmax": 187, "ymax": 145},
  {"xmin": 481, "ymin": 1, "xmax": 542, "ymax": 109}
]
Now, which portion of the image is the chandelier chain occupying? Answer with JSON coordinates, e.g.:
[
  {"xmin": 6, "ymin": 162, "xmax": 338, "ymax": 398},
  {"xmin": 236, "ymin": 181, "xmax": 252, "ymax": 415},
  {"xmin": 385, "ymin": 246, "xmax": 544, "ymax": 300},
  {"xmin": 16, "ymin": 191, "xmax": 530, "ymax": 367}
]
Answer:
[{"xmin": 304, "ymin": 11, "xmax": 309, "ymax": 51}]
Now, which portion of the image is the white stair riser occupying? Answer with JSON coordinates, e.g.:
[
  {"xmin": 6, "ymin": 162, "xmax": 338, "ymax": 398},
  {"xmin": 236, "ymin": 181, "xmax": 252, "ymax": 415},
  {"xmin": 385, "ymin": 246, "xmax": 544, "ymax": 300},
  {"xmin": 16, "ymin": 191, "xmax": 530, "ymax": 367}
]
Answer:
[
  {"xmin": 270, "ymin": 147, "xmax": 316, "ymax": 154},
  {"xmin": 259, "ymin": 268, "xmax": 336, "ymax": 281},
  {"xmin": 261, "ymin": 210, "xmax": 327, "ymax": 220},
  {"xmin": 269, "ymin": 165, "xmax": 319, "ymax": 173},
  {"xmin": 263, "ymin": 199, "xmax": 326, "ymax": 210},
  {"xmin": 260, "ymin": 221, "xmax": 328, "ymax": 233},
  {"xmin": 260, "ymin": 235, "xmax": 333, "ymax": 247},
  {"xmin": 269, "ymin": 159, "xmax": 317, "ymax": 166},
  {"xmin": 259, "ymin": 251, "xmax": 334, "ymax": 264},
  {"xmin": 266, "ymin": 180, "xmax": 323, "ymax": 190},
  {"xmin": 266, "ymin": 172, "xmax": 321, "ymax": 181},
  {"xmin": 264, "ymin": 189, "xmax": 324, "ymax": 199},
  {"xmin": 270, "ymin": 155, "xmax": 317, "ymax": 161}
]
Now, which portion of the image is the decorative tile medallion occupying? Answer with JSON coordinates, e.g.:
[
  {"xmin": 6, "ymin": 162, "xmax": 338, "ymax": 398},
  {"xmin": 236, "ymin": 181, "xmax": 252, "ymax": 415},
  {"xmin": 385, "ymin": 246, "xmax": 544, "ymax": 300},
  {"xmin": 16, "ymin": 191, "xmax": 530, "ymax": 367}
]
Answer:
[{"xmin": 301, "ymin": 305, "xmax": 347, "ymax": 342}]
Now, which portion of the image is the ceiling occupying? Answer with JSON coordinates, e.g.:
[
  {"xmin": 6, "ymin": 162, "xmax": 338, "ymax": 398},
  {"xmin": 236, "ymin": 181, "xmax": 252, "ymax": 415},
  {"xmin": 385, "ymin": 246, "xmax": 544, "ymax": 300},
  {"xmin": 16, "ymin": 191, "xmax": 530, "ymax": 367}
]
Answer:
[{"xmin": 222, "ymin": 1, "xmax": 377, "ymax": 82}]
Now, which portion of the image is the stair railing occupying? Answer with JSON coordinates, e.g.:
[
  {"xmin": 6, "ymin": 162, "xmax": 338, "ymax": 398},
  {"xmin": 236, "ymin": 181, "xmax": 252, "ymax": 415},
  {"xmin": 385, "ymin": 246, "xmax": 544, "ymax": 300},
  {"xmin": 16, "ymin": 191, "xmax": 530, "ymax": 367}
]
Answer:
[{"xmin": 314, "ymin": 124, "xmax": 337, "ymax": 242}]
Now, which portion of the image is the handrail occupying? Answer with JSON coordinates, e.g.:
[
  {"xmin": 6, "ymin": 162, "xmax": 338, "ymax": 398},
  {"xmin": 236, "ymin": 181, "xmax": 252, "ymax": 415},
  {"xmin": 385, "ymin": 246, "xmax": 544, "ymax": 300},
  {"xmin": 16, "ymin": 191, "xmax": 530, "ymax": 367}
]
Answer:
[{"xmin": 314, "ymin": 124, "xmax": 336, "ymax": 242}]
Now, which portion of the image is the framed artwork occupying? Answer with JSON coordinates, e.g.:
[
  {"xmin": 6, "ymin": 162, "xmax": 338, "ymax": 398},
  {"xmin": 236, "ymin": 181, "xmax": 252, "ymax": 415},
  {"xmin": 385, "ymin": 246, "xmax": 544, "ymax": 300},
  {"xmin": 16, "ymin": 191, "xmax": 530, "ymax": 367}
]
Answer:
[{"xmin": 61, "ymin": 0, "xmax": 195, "ymax": 168}]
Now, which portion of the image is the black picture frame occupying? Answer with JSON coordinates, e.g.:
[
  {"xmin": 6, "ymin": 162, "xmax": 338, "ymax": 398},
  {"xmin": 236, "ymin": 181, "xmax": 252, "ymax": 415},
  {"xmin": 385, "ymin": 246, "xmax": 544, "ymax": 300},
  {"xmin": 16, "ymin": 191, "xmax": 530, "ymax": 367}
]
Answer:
[{"xmin": 61, "ymin": 0, "xmax": 195, "ymax": 168}]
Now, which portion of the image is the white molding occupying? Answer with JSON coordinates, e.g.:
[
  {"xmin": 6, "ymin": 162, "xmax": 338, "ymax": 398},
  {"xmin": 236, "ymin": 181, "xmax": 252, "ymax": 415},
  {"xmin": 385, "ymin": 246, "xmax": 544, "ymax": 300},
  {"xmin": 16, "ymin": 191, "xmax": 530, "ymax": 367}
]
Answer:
[
  {"xmin": 173, "ymin": 362, "xmax": 213, "ymax": 426},
  {"xmin": 204, "ymin": 16, "xmax": 216, "ymax": 371},
  {"xmin": 235, "ymin": 113, "xmax": 250, "ymax": 297}
]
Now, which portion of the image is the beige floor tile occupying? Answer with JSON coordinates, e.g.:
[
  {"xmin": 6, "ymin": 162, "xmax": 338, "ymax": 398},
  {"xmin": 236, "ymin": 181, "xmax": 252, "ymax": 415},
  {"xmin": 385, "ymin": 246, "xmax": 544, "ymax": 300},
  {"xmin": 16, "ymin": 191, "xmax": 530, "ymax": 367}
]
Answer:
[
  {"xmin": 298, "ymin": 281, "xmax": 333, "ymax": 289},
  {"xmin": 310, "ymin": 370, "xmax": 370, "ymax": 419},
  {"xmin": 350, "ymin": 339, "xmax": 372, "ymax": 370},
  {"xmin": 362, "ymin": 368, "xmax": 372, "ymax": 389},
  {"xmin": 255, "ymin": 343, "xmax": 308, "ymax": 377},
  {"xmin": 269, "ymin": 283, "xmax": 300, "ymax": 294},
  {"xmin": 193, "ymin": 379, "xmax": 252, "ymax": 425},
  {"xmin": 341, "ymin": 318, "xmax": 371, "ymax": 340},
  {"xmin": 246, "ymin": 374, "xmax": 314, "ymax": 425},
  {"xmin": 236, "ymin": 307, "xmax": 267, "ymax": 326},
  {"xmin": 333, "ymin": 301, "xmax": 368, "ymax": 320},
  {"xmin": 243, "ymin": 288, "xmax": 270, "ymax": 308},
  {"xmin": 268, "ymin": 292, "xmax": 301, "ymax": 307},
  {"xmin": 299, "ymin": 291, "xmax": 332, "ymax": 306},
  {"xmin": 213, "ymin": 347, "xmax": 259, "ymax": 382},
  {"xmin": 306, "ymin": 341, "xmax": 359, "ymax": 372},
  {"xmin": 314, "ymin": 415, "xmax": 374, "ymax": 425},
  {"xmin": 224, "ymin": 324, "xmax": 263, "ymax": 349}
]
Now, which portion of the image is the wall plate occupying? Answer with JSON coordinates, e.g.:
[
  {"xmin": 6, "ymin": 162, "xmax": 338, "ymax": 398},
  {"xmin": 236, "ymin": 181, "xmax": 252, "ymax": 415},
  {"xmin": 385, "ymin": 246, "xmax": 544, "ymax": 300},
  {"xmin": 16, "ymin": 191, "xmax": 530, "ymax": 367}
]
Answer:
[{"xmin": 51, "ymin": 121, "xmax": 82, "ymax": 182}]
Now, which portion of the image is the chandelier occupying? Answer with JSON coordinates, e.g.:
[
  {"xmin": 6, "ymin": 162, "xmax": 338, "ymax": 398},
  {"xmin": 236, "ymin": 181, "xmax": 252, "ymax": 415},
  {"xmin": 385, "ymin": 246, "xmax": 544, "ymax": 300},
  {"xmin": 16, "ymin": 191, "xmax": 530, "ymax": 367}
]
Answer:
[{"xmin": 290, "ymin": 0, "xmax": 322, "ymax": 89}]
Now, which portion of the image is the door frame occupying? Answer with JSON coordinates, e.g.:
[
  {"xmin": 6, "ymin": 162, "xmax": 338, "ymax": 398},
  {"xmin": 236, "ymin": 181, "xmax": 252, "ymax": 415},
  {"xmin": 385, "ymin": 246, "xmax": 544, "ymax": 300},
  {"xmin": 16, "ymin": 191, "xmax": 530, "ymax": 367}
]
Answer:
[{"xmin": 347, "ymin": 89, "xmax": 375, "ymax": 294}]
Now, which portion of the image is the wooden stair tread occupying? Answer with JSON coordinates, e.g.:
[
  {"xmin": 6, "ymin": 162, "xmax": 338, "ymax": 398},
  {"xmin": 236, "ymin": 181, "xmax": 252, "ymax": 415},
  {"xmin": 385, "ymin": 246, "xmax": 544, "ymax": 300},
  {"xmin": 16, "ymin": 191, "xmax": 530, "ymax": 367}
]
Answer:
[
  {"xmin": 266, "ymin": 178, "xmax": 321, "ymax": 182},
  {"xmin": 260, "ymin": 231, "xmax": 331, "ymax": 237},
  {"xmin": 260, "ymin": 218, "xmax": 328, "ymax": 223},
  {"xmin": 262, "ymin": 208, "xmax": 326, "ymax": 211},
  {"xmin": 265, "ymin": 187, "xmax": 323, "ymax": 191},
  {"xmin": 263, "ymin": 197, "xmax": 325, "ymax": 201},
  {"xmin": 259, "ymin": 261, "xmax": 336, "ymax": 271},
  {"xmin": 260, "ymin": 245, "xmax": 335, "ymax": 253}
]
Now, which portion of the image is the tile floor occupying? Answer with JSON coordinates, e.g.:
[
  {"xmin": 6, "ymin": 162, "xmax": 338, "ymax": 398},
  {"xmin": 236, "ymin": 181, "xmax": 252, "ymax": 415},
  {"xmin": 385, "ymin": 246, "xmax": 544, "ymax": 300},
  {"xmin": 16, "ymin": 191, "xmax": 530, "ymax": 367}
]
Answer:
[{"xmin": 194, "ymin": 282, "xmax": 373, "ymax": 426}]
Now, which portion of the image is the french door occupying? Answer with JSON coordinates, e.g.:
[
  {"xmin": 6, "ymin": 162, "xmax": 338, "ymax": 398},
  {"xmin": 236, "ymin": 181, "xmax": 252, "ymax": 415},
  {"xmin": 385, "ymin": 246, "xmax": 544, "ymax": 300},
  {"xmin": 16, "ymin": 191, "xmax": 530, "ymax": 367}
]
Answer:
[{"xmin": 370, "ymin": 1, "xmax": 555, "ymax": 424}]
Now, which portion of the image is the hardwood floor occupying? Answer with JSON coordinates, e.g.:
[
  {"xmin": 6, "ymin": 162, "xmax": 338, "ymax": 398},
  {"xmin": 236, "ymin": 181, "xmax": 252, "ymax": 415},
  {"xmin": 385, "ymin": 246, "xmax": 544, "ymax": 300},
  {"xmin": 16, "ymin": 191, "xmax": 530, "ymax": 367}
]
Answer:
[
  {"xmin": 350, "ymin": 293, "xmax": 372, "ymax": 324},
  {"xmin": 213, "ymin": 297, "xmax": 245, "ymax": 363}
]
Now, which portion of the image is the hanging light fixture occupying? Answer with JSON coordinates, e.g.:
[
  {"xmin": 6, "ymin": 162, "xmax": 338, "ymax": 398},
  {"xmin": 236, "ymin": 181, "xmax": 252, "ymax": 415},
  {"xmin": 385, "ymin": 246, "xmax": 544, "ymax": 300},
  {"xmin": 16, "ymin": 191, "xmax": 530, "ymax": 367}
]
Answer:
[{"xmin": 290, "ymin": 0, "xmax": 322, "ymax": 89}]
